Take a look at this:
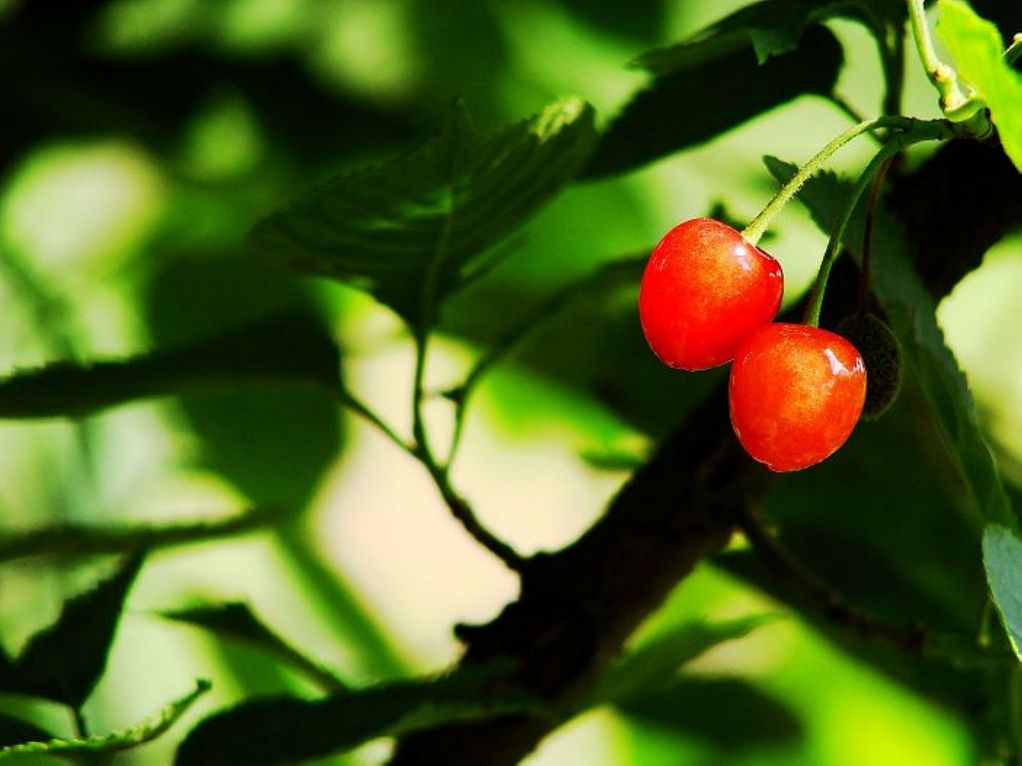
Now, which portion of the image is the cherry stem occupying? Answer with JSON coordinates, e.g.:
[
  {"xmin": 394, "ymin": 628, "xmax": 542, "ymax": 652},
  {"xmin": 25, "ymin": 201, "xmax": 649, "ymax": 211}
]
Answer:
[
  {"xmin": 906, "ymin": 0, "xmax": 990, "ymax": 129},
  {"xmin": 741, "ymin": 116, "xmax": 921, "ymax": 246},
  {"xmin": 908, "ymin": 0, "xmax": 966, "ymax": 109},
  {"xmin": 856, "ymin": 156, "xmax": 894, "ymax": 316},
  {"xmin": 803, "ymin": 120, "xmax": 955, "ymax": 328},
  {"xmin": 1007, "ymin": 34, "xmax": 1022, "ymax": 66}
]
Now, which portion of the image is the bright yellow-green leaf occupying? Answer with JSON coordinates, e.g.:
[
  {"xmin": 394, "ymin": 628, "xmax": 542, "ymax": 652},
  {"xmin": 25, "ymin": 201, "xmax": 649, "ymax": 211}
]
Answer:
[{"xmin": 937, "ymin": 0, "xmax": 1022, "ymax": 171}]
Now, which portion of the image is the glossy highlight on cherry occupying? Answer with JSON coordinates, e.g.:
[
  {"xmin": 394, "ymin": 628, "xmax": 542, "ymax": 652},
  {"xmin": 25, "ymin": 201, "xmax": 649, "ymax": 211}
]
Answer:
[
  {"xmin": 728, "ymin": 323, "xmax": 867, "ymax": 472},
  {"xmin": 639, "ymin": 218, "xmax": 783, "ymax": 371}
]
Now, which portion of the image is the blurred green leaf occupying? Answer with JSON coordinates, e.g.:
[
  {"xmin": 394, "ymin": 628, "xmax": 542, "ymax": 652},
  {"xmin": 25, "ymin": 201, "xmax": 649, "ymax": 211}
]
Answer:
[
  {"xmin": 175, "ymin": 671, "xmax": 543, "ymax": 766},
  {"xmin": 589, "ymin": 615, "xmax": 777, "ymax": 705},
  {"xmin": 0, "ymin": 508, "xmax": 280, "ymax": 564},
  {"xmin": 250, "ymin": 98, "xmax": 597, "ymax": 331},
  {"xmin": 0, "ymin": 680, "xmax": 209, "ymax": 761},
  {"xmin": 144, "ymin": 256, "xmax": 342, "ymax": 511},
  {"xmin": 617, "ymin": 676, "xmax": 802, "ymax": 752},
  {"xmin": 765, "ymin": 157, "xmax": 1013, "ymax": 528},
  {"xmin": 161, "ymin": 602, "xmax": 347, "ymax": 692},
  {"xmin": 0, "ymin": 555, "xmax": 143, "ymax": 708},
  {"xmin": 633, "ymin": 0, "xmax": 895, "ymax": 71},
  {"xmin": 937, "ymin": 0, "xmax": 1022, "ymax": 170},
  {"xmin": 0, "ymin": 313, "xmax": 339, "ymax": 420},
  {"xmin": 983, "ymin": 525, "xmax": 1022, "ymax": 659},
  {"xmin": 0, "ymin": 714, "xmax": 51, "ymax": 750},
  {"xmin": 583, "ymin": 25, "xmax": 842, "ymax": 179}
]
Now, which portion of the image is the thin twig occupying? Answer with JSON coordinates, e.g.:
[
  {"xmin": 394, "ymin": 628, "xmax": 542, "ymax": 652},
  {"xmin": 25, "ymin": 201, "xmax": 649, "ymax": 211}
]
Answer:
[
  {"xmin": 445, "ymin": 257, "xmax": 645, "ymax": 468},
  {"xmin": 736, "ymin": 504, "xmax": 1012, "ymax": 667},
  {"xmin": 413, "ymin": 334, "xmax": 525, "ymax": 572},
  {"xmin": 857, "ymin": 155, "xmax": 894, "ymax": 315},
  {"xmin": 337, "ymin": 386, "xmax": 417, "ymax": 457}
]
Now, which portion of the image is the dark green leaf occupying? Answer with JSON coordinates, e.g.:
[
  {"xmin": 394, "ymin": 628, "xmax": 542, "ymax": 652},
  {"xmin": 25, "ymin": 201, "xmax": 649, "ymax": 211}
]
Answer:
[
  {"xmin": 983, "ymin": 524, "xmax": 1022, "ymax": 659},
  {"xmin": 582, "ymin": 26, "xmax": 842, "ymax": 179},
  {"xmin": 0, "ymin": 555, "xmax": 144, "ymax": 707},
  {"xmin": 160, "ymin": 602, "xmax": 346, "ymax": 691},
  {"xmin": 937, "ymin": 0, "xmax": 1022, "ymax": 170},
  {"xmin": 590, "ymin": 615, "xmax": 777, "ymax": 705},
  {"xmin": 0, "ymin": 713, "xmax": 52, "ymax": 750},
  {"xmin": 0, "ymin": 680, "xmax": 209, "ymax": 760},
  {"xmin": 0, "ymin": 313, "xmax": 339, "ymax": 420},
  {"xmin": 175, "ymin": 672, "xmax": 543, "ymax": 766},
  {"xmin": 633, "ymin": 0, "xmax": 896, "ymax": 71},
  {"xmin": 250, "ymin": 98, "xmax": 597, "ymax": 331},
  {"xmin": 765, "ymin": 157, "xmax": 1013, "ymax": 528},
  {"xmin": 617, "ymin": 676, "xmax": 802, "ymax": 751},
  {"xmin": 0, "ymin": 508, "xmax": 280, "ymax": 564}
]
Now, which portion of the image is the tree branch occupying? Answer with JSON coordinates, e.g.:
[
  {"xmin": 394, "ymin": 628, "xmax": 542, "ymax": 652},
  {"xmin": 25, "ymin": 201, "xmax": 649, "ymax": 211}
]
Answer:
[
  {"xmin": 390, "ymin": 389, "xmax": 767, "ymax": 764},
  {"xmin": 389, "ymin": 138, "xmax": 1022, "ymax": 764}
]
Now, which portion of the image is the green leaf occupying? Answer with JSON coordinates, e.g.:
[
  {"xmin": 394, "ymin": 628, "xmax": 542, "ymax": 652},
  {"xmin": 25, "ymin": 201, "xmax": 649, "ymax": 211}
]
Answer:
[
  {"xmin": 250, "ymin": 98, "xmax": 597, "ymax": 331},
  {"xmin": 582, "ymin": 25, "xmax": 843, "ymax": 179},
  {"xmin": 983, "ymin": 524, "xmax": 1022, "ymax": 659},
  {"xmin": 0, "ymin": 508, "xmax": 280, "ymax": 564},
  {"xmin": 938, "ymin": 0, "xmax": 1022, "ymax": 170},
  {"xmin": 144, "ymin": 258, "xmax": 344, "ymax": 514},
  {"xmin": 0, "ymin": 680, "xmax": 209, "ymax": 760},
  {"xmin": 175, "ymin": 671, "xmax": 543, "ymax": 766},
  {"xmin": 765, "ymin": 157, "xmax": 1013, "ymax": 528},
  {"xmin": 589, "ymin": 615, "xmax": 777, "ymax": 705},
  {"xmin": 617, "ymin": 676, "xmax": 802, "ymax": 751},
  {"xmin": 0, "ymin": 313, "xmax": 339, "ymax": 420},
  {"xmin": 0, "ymin": 714, "xmax": 52, "ymax": 750},
  {"xmin": 0, "ymin": 555, "xmax": 144, "ymax": 707},
  {"xmin": 633, "ymin": 0, "xmax": 895, "ymax": 71},
  {"xmin": 160, "ymin": 602, "xmax": 347, "ymax": 691}
]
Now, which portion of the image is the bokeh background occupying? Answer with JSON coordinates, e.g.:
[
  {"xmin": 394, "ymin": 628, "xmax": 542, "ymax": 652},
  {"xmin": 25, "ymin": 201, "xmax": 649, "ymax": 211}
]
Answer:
[{"xmin": 0, "ymin": 0, "xmax": 1019, "ymax": 763}]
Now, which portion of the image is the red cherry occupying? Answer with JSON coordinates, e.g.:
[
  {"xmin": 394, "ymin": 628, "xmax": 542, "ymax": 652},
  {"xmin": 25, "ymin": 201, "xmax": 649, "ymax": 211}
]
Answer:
[
  {"xmin": 639, "ymin": 218, "xmax": 783, "ymax": 371},
  {"xmin": 728, "ymin": 323, "xmax": 866, "ymax": 472}
]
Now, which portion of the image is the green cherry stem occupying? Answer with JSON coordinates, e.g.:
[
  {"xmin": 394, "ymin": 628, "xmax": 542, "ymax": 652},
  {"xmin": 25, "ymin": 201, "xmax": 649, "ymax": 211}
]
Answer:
[
  {"xmin": 803, "ymin": 120, "xmax": 955, "ymax": 327},
  {"xmin": 741, "ymin": 116, "xmax": 920, "ymax": 246},
  {"xmin": 907, "ymin": 0, "xmax": 966, "ymax": 110},
  {"xmin": 906, "ymin": 0, "xmax": 988, "ymax": 128},
  {"xmin": 1006, "ymin": 33, "xmax": 1022, "ymax": 66}
]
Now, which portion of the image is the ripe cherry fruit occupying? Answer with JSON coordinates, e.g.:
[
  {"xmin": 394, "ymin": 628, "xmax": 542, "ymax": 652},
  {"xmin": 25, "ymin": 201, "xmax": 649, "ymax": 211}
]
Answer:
[
  {"xmin": 639, "ymin": 218, "xmax": 783, "ymax": 371},
  {"xmin": 729, "ymin": 323, "xmax": 866, "ymax": 472}
]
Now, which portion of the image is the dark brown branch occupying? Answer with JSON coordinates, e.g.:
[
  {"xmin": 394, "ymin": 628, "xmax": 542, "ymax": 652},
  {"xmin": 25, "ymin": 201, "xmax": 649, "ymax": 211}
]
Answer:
[
  {"xmin": 390, "ymin": 389, "xmax": 768, "ymax": 765},
  {"xmin": 390, "ymin": 138, "xmax": 1022, "ymax": 764}
]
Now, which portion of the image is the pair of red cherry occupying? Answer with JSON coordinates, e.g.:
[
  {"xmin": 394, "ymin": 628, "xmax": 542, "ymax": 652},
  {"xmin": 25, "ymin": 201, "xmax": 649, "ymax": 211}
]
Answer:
[{"xmin": 639, "ymin": 218, "xmax": 866, "ymax": 472}]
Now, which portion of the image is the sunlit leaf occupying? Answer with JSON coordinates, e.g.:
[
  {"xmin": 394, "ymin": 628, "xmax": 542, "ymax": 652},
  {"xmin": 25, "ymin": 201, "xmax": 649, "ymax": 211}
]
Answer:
[
  {"xmin": 175, "ymin": 671, "xmax": 543, "ymax": 766},
  {"xmin": 618, "ymin": 676, "xmax": 802, "ymax": 751},
  {"xmin": 937, "ymin": 0, "xmax": 1022, "ymax": 171},
  {"xmin": 765, "ymin": 157, "xmax": 1013, "ymax": 528},
  {"xmin": 250, "ymin": 98, "xmax": 597, "ymax": 331},
  {"xmin": 0, "ymin": 680, "xmax": 209, "ymax": 760},
  {"xmin": 0, "ymin": 556, "xmax": 144, "ymax": 707},
  {"xmin": 983, "ymin": 525, "xmax": 1022, "ymax": 659},
  {"xmin": 583, "ymin": 26, "xmax": 842, "ymax": 179},
  {"xmin": 0, "ymin": 313, "xmax": 339, "ymax": 420}
]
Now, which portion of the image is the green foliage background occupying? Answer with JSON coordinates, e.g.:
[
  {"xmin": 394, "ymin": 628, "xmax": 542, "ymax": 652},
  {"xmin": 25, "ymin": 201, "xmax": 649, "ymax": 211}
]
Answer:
[{"xmin": 0, "ymin": 0, "xmax": 1020, "ymax": 763}]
